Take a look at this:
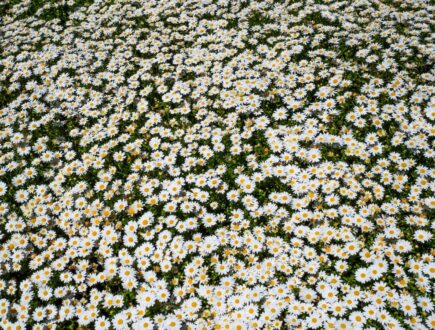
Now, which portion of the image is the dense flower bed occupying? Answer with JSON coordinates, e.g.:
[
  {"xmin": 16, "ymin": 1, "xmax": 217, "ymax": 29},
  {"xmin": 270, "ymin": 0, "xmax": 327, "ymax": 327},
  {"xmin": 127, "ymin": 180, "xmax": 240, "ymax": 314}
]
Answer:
[{"xmin": 0, "ymin": 0, "xmax": 434, "ymax": 329}]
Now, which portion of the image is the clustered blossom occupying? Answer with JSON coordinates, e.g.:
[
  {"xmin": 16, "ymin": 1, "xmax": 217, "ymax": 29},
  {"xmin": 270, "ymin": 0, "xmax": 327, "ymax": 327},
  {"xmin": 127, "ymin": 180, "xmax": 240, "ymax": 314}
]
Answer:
[{"xmin": 0, "ymin": 0, "xmax": 434, "ymax": 329}]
